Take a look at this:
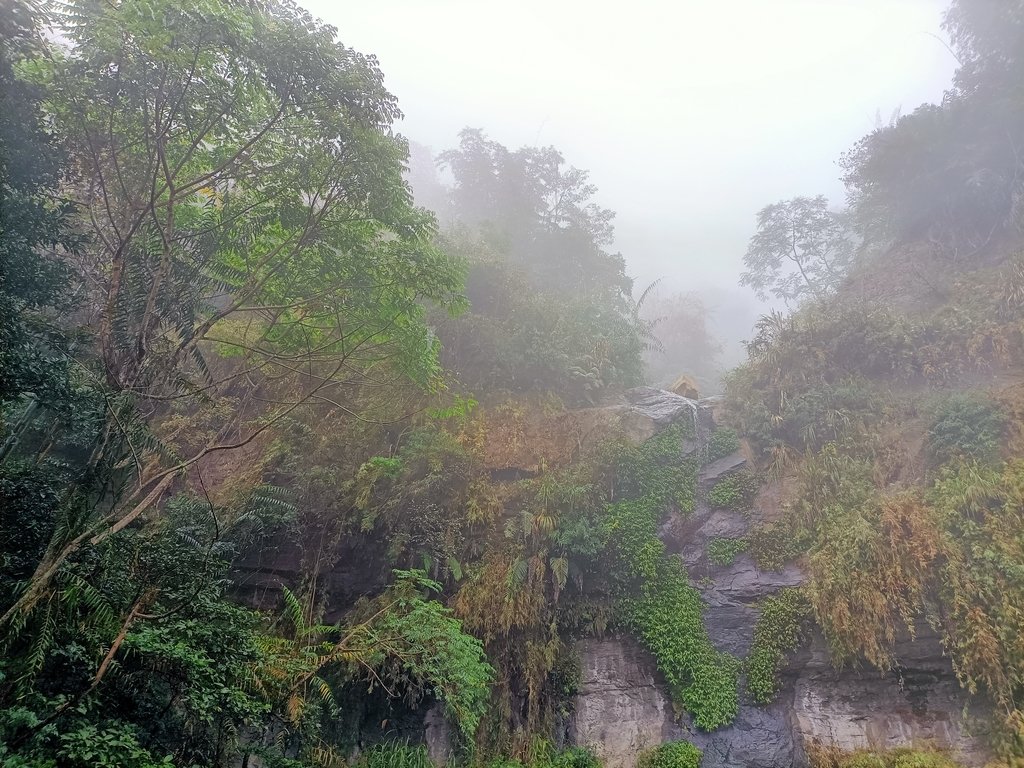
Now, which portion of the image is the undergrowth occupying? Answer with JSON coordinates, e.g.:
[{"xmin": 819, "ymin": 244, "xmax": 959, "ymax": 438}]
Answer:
[
  {"xmin": 706, "ymin": 537, "xmax": 747, "ymax": 566},
  {"xmin": 746, "ymin": 587, "xmax": 811, "ymax": 704},
  {"xmin": 636, "ymin": 741, "xmax": 702, "ymax": 768},
  {"xmin": 606, "ymin": 424, "xmax": 740, "ymax": 730},
  {"xmin": 707, "ymin": 471, "xmax": 760, "ymax": 511}
]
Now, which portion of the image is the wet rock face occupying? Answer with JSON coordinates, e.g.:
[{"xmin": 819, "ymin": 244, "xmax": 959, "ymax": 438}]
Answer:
[
  {"xmin": 786, "ymin": 627, "xmax": 990, "ymax": 763},
  {"xmin": 569, "ymin": 638, "xmax": 685, "ymax": 768},
  {"xmin": 686, "ymin": 701, "xmax": 798, "ymax": 768},
  {"xmin": 570, "ymin": 638, "xmax": 799, "ymax": 768},
  {"xmin": 568, "ymin": 393, "xmax": 990, "ymax": 768},
  {"xmin": 571, "ymin": 633, "xmax": 988, "ymax": 768},
  {"xmin": 624, "ymin": 387, "xmax": 700, "ymax": 427},
  {"xmin": 424, "ymin": 704, "xmax": 454, "ymax": 765}
]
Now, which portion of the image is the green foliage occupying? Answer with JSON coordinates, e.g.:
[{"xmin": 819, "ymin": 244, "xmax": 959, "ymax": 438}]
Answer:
[
  {"xmin": 741, "ymin": 196, "xmax": 854, "ymax": 304},
  {"xmin": 357, "ymin": 572, "xmax": 494, "ymax": 741},
  {"xmin": 546, "ymin": 747, "xmax": 602, "ymax": 768},
  {"xmin": 927, "ymin": 461, "xmax": 1024, "ymax": 755},
  {"xmin": 746, "ymin": 588, "xmax": 811, "ymax": 704},
  {"xmin": 436, "ymin": 234, "xmax": 648, "ymax": 404},
  {"xmin": 476, "ymin": 743, "xmax": 602, "ymax": 768},
  {"xmin": 889, "ymin": 751, "xmax": 959, "ymax": 768},
  {"xmin": 431, "ymin": 129, "xmax": 655, "ymax": 403},
  {"xmin": 622, "ymin": 562, "xmax": 740, "ymax": 730},
  {"xmin": 706, "ymin": 428, "xmax": 740, "ymax": 462},
  {"xmin": 350, "ymin": 427, "xmax": 475, "ymax": 578},
  {"xmin": 838, "ymin": 0, "xmax": 1024, "ymax": 257},
  {"xmin": 610, "ymin": 424, "xmax": 698, "ymax": 513},
  {"xmin": 747, "ymin": 520, "xmax": 807, "ymax": 571},
  {"xmin": 722, "ymin": 292, "xmax": 1022, "ymax": 463},
  {"xmin": 926, "ymin": 393, "xmax": 1005, "ymax": 467},
  {"xmin": 439, "ymin": 129, "xmax": 626, "ymax": 301},
  {"xmin": 353, "ymin": 743, "xmax": 434, "ymax": 768},
  {"xmin": 810, "ymin": 747, "xmax": 960, "ymax": 768},
  {"xmin": 597, "ymin": 426, "xmax": 738, "ymax": 729},
  {"xmin": 0, "ymin": 460, "xmax": 61, "ymax": 585},
  {"xmin": 707, "ymin": 471, "xmax": 759, "ymax": 511},
  {"xmin": 636, "ymin": 740, "xmax": 702, "ymax": 768},
  {"xmin": 0, "ymin": 522, "xmax": 275, "ymax": 765},
  {"xmin": 706, "ymin": 537, "xmax": 747, "ymax": 566},
  {"xmin": 45, "ymin": 0, "xmax": 465, "ymax": 396},
  {"xmin": 56, "ymin": 723, "xmax": 173, "ymax": 768},
  {"xmin": 725, "ymin": 3, "xmax": 1024, "ymax": 756},
  {"xmin": 740, "ymin": 433, "xmax": 1024, "ymax": 752},
  {"xmin": 0, "ymin": 0, "xmax": 77, "ymax": 408}
]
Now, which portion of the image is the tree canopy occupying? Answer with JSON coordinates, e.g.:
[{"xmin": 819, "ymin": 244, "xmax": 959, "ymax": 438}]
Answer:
[{"xmin": 740, "ymin": 196, "xmax": 854, "ymax": 304}]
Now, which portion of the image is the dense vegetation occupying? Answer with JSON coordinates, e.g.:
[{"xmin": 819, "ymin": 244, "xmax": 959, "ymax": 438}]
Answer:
[
  {"xmin": 723, "ymin": 0, "xmax": 1024, "ymax": 761},
  {"xmin": 0, "ymin": 0, "xmax": 700, "ymax": 764},
  {"xmin": 4, "ymin": 0, "xmax": 1024, "ymax": 766}
]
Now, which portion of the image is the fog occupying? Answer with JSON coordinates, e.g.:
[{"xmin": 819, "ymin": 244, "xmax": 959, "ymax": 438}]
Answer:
[{"xmin": 303, "ymin": 0, "xmax": 956, "ymax": 357}]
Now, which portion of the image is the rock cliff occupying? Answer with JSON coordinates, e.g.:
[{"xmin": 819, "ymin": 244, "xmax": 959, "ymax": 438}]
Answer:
[{"xmin": 566, "ymin": 390, "xmax": 990, "ymax": 768}]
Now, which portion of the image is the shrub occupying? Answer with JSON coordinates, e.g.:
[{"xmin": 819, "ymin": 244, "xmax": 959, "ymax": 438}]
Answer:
[
  {"xmin": 843, "ymin": 755, "xmax": 888, "ymax": 768},
  {"xmin": 707, "ymin": 471, "xmax": 760, "ymax": 511},
  {"xmin": 748, "ymin": 520, "xmax": 806, "ymax": 571},
  {"xmin": 746, "ymin": 588, "xmax": 811, "ymax": 704},
  {"xmin": 479, "ymin": 743, "xmax": 600, "ymax": 768},
  {"xmin": 637, "ymin": 741, "xmax": 702, "ymax": 768},
  {"xmin": 354, "ymin": 744, "xmax": 433, "ymax": 768},
  {"xmin": 56, "ymin": 723, "xmax": 173, "ymax": 768},
  {"xmin": 707, "ymin": 428, "xmax": 740, "ymax": 462},
  {"xmin": 549, "ymin": 747, "xmax": 601, "ymax": 768},
  {"xmin": 926, "ymin": 393, "xmax": 1005, "ymax": 467},
  {"xmin": 808, "ymin": 746, "xmax": 960, "ymax": 768},
  {"xmin": 706, "ymin": 537, "xmax": 747, "ymax": 566}
]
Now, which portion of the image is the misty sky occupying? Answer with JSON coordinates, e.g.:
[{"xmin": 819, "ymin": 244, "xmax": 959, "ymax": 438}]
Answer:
[{"xmin": 305, "ymin": 0, "xmax": 957, "ymax": 341}]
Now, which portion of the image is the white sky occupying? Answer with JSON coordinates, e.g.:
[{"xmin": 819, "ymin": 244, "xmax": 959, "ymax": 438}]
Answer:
[{"xmin": 304, "ymin": 0, "xmax": 957, "ymax": 324}]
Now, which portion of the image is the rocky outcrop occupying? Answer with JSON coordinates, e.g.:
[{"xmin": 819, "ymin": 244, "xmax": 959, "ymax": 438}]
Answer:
[
  {"xmin": 235, "ymin": 386, "xmax": 990, "ymax": 767},
  {"xmin": 571, "ymin": 628, "xmax": 989, "ymax": 768},
  {"xmin": 569, "ymin": 392, "xmax": 991, "ymax": 768},
  {"xmin": 425, "ymin": 704, "xmax": 454, "ymax": 764},
  {"xmin": 786, "ymin": 625, "xmax": 990, "ymax": 763},
  {"xmin": 568, "ymin": 638, "xmax": 686, "ymax": 768}
]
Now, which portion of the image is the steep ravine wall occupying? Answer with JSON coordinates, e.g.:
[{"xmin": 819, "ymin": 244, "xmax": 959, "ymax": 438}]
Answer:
[
  {"xmin": 566, "ymin": 390, "xmax": 990, "ymax": 768},
  {"xmin": 237, "ymin": 387, "xmax": 990, "ymax": 766}
]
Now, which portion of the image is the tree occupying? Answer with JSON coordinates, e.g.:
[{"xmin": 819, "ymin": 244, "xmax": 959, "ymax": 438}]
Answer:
[
  {"xmin": 840, "ymin": 2, "xmax": 1024, "ymax": 258},
  {"xmin": 429, "ymin": 131, "xmax": 650, "ymax": 401},
  {"xmin": 431, "ymin": 231, "xmax": 650, "ymax": 403},
  {"xmin": 944, "ymin": 0, "xmax": 1024, "ymax": 98},
  {"xmin": 639, "ymin": 289, "xmax": 722, "ymax": 391},
  {"xmin": 438, "ymin": 128, "xmax": 626, "ymax": 300},
  {"xmin": 0, "ymin": 0, "xmax": 78, "ymax": 407},
  {"xmin": 3, "ymin": 0, "xmax": 464, "ymax": 630},
  {"xmin": 740, "ymin": 196, "xmax": 854, "ymax": 304}
]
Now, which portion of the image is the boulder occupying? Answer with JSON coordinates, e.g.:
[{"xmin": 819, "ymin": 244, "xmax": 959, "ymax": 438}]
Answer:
[
  {"xmin": 669, "ymin": 375, "xmax": 701, "ymax": 400},
  {"xmin": 568, "ymin": 638, "xmax": 685, "ymax": 768}
]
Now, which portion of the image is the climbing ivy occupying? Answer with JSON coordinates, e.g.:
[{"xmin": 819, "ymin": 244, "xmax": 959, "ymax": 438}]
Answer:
[
  {"xmin": 603, "ymin": 424, "xmax": 740, "ymax": 731},
  {"xmin": 746, "ymin": 587, "xmax": 811, "ymax": 704},
  {"xmin": 707, "ymin": 427, "xmax": 741, "ymax": 462},
  {"xmin": 706, "ymin": 537, "xmax": 747, "ymax": 566},
  {"xmin": 623, "ymin": 562, "xmax": 740, "ymax": 729},
  {"xmin": 707, "ymin": 470, "xmax": 760, "ymax": 511},
  {"xmin": 611, "ymin": 424, "xmax": 698, "ymax": 512}
]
